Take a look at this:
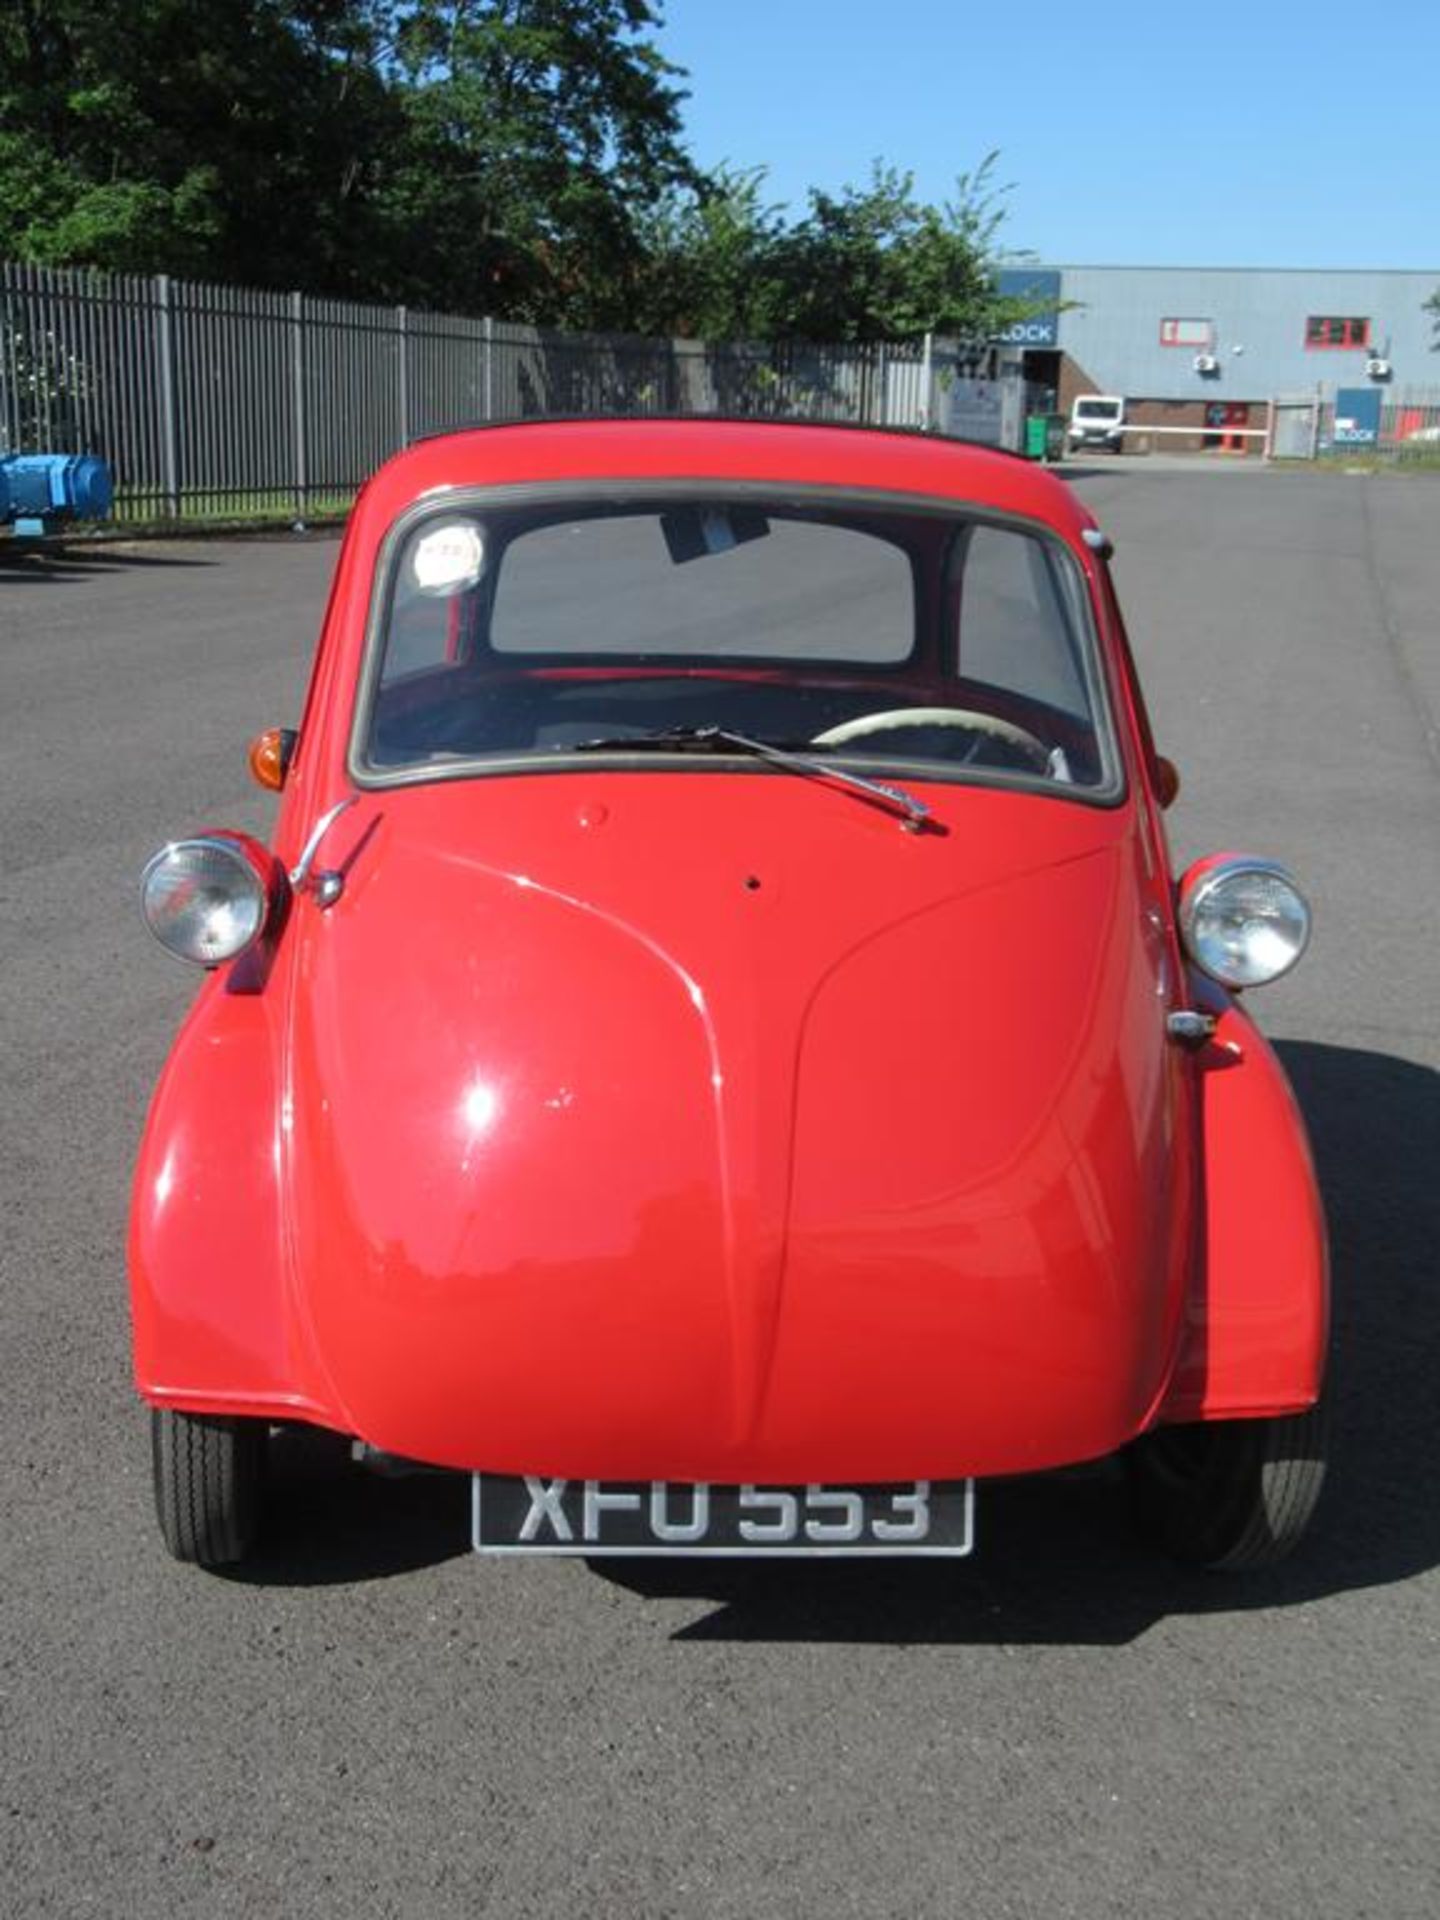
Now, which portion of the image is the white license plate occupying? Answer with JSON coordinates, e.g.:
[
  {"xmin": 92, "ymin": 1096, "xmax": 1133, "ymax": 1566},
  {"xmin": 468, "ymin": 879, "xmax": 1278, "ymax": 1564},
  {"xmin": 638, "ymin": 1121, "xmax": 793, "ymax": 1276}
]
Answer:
[{"xmin": 472, "ymin": 1477, "xmax": 974, "ymax": 1556}]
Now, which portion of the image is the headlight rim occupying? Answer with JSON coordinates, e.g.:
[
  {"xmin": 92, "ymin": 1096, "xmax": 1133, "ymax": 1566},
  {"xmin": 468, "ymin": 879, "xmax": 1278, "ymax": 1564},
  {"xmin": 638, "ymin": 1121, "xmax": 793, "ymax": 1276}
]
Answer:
[
  {"xmin": 1178, "ymin": 853, "xmax": 1311, "ymax": 990},
  {"xmin": 139, "ymin": 830, "xmax": 280, "ymax": 968}
]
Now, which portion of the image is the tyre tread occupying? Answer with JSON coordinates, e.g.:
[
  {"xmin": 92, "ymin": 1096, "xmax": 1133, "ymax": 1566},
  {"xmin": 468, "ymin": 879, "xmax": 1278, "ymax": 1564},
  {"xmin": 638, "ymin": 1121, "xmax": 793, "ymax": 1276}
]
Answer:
[
  {"xmin": 151, "ymin": 1409, "xmax": 262, "ymax": 1566},
  {"xmin": 1130, "ymin": 1395, "xmax": 1329, "ymax": 1572}
]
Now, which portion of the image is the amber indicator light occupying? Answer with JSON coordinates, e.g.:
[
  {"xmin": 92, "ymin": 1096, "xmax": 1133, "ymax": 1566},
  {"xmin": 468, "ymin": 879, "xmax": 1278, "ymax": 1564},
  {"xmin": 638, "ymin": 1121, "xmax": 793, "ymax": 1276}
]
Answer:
[{"xmin": 248, "ymin": 728, "xmax": 294, "ymax": 792}]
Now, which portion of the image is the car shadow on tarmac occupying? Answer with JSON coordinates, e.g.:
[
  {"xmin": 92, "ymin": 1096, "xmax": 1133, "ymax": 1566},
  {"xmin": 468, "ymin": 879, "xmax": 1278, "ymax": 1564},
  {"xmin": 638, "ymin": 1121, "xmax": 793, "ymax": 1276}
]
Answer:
[
  {"xmin": 230, "ymin": 1039, "xmax": 1440, "ymax": 1646},
  {"xmin": 0, "ymin": 545, "xmax": 215, "ymax": 579}
]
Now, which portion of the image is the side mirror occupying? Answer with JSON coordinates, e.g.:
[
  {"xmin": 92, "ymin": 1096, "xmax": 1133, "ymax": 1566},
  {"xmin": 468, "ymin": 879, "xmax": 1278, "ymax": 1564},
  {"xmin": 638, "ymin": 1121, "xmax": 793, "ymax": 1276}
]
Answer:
[
  {"xmin": 248, "ymin": 727, "xmax": 298, "ymax": 793},
  {"xmin": 1155, "ymin": 756, "xmax": 1181, "ymax": 809}
]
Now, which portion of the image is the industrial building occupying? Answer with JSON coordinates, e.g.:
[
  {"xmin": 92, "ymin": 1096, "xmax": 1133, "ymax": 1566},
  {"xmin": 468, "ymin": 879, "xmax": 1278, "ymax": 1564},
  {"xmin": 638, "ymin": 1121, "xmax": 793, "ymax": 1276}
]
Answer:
[{"xmin": 995, "ymin": 265, "xmax": 1439, "ymax": 452}]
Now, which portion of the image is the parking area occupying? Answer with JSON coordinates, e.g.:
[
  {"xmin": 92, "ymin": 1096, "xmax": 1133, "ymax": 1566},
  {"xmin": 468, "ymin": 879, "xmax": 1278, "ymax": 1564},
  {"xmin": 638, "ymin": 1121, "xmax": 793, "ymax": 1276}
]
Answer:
[{"xmin": 2, "ymin": 467, "xmax": 1438, "ymax": 1917}]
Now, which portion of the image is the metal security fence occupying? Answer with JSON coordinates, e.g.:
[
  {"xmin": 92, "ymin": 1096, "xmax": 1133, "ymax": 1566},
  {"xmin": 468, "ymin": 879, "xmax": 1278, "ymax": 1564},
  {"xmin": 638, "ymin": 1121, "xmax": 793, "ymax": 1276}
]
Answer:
[
  {"xmin": 0, "ymin": 262, "xmax": 957, "ymax": 522},
  {"xmin": 1359, "ymin": 390, "xmax": 1440, "ymax": 462},
  {"xmin": 1272, "ymin": 387, "xmax": 1440, "ymax": 462},
  {"xmin": 1, "ymin": 267, "xmax": 165, "ymax": 493},
  {"xmin": 7, "ymin": 260, "xmax": 1433, "ymax": 514}
]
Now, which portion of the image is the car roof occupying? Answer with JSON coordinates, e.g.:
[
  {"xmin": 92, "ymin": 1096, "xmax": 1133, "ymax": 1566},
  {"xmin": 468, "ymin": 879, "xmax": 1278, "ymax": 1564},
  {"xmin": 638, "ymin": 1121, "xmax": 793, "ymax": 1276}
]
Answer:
[{"xmin": 354, "ymin": 417, "xmax": 1097, "ymax": 542}]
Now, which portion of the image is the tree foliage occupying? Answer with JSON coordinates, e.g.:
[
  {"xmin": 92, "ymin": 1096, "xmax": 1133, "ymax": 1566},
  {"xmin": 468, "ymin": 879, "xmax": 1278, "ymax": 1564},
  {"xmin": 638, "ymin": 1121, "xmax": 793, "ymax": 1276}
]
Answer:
[
  {"xmin": 632, "ymin": 165, "xmax": 788, "ymax": 339},
  {"xmin": 376, "ymin": 1, "xmax": 702, "ymax": 321},
  {"xmin": 778, "ymin": 159, "xmax": 1015, "ymax": 342},
  {"xmin": 637, "ymin": 157, "xmax": 1040, "ymax": 345},
  {"xmin": 0, "ymin": 2, "xmax": 1032, "ymax": 343},
  {"xmin": 0, "ymin": 0, "xmax": 697, "ymax": 313},
  {"xmin": 0, "ymin": 1, "xmax": 399, "ymax": 285}
]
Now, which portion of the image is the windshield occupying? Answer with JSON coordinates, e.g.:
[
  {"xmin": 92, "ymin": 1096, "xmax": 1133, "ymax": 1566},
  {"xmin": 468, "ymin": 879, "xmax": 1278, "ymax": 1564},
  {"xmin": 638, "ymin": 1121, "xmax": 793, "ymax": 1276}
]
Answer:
[
  {"xmin": 355, "ymin": 490, "xmax": 1118, "ymax": 798},
  {"xmin": 1075, "ymin": 398, "xmax": 1122, "ymax": 422}
]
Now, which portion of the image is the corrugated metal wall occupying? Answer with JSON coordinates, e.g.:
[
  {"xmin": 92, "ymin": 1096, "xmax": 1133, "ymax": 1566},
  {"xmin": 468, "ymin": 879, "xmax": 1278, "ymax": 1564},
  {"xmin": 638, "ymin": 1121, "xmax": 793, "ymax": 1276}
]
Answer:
[{"xmin": 1055, "ymin": 264, "xmax": 1439, "ymax": 404}]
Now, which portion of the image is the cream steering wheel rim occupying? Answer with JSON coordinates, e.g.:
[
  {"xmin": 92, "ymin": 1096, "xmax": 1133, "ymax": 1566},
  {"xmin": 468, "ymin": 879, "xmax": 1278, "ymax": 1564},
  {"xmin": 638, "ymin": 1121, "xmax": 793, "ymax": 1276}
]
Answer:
[{"xmin": 810, "ymin": 706, "xmax": 1050, "ymax": 767}]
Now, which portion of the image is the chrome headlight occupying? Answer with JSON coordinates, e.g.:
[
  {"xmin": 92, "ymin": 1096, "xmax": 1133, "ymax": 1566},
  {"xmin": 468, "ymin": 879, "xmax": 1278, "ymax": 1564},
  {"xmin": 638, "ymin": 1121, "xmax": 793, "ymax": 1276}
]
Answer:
[
  {"xmin": 140, "ymin": 834, "xmax": 276, "ymax": 967},
  {"xmin": 1178, "ymin": 857, "xmax": 1311, "ymax": 989}
]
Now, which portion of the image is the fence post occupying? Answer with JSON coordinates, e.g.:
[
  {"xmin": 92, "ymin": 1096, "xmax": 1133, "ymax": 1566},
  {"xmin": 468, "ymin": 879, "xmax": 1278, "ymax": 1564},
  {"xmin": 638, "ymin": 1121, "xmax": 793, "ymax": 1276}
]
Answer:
[
  {"xmin": 290, "ymin": 291, "xmax": 309, "ymax": 518},
  {"xmin": 483, "ymin": 315, "xmax": 494, "ymax": 421},
  {"xmin": 154, "ymin": 275, "xmax": 181, "ymax": 517},
  {"xmin": 920, "ymin": 331, "xmax": 934, "ymax": 431},
  {"xmin": 0, "ymin": 265, "xmax": 14, "ymax": 454},
  {"xmin": 397, "ymin": 304, "xmax": 410, "ymax": 448}
]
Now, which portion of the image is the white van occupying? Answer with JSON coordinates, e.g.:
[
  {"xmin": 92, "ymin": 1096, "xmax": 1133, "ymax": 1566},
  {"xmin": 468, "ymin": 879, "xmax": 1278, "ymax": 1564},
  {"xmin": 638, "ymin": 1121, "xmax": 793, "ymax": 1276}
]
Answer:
[{"xmin": 1068, "ymin": 394, "xmax": 1126, "ymax": 454}]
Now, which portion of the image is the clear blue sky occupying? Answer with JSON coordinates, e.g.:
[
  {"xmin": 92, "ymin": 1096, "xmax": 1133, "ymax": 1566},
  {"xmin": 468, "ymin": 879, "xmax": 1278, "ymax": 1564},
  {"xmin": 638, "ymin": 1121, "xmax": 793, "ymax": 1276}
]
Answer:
[{"xmin": 655, "ymin": 0, "xmax": 1440, "ymax": 270}]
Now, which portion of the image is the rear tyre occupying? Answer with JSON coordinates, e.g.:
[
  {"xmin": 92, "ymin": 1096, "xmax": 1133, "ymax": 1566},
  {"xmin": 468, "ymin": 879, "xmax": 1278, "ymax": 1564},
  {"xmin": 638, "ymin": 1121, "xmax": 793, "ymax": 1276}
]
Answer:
[
  {"xmin": 1128, "ymin": 1395, "xmax": 1328, "ymax": 1571},
  {"xmin": 151, "ymin": 1408, "xmax": 265, "ymax": 1566}
]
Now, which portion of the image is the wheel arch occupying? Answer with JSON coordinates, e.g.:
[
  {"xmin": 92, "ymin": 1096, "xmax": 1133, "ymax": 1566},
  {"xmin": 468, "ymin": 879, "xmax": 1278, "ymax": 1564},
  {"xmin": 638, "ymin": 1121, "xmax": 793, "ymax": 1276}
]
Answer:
[
  {"xmin": 128, "ymin": 979, "xmax": 342, "ymax": 1427},
  {"xmin": 1156, "ymin": 985, "xmax": 1329, "ymax": 1423}
]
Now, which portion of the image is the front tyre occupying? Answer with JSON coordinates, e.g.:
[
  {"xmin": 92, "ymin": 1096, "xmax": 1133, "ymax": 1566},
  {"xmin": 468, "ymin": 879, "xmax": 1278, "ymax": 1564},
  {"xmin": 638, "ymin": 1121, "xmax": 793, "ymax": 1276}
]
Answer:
[
  {"xmin": 151, "ymin": 1408, "xmax": 265, "ymax": 1566},
  {"xmin": 1128, "ymin": 1396, "xmax": 1328, "ymax": 1570}
]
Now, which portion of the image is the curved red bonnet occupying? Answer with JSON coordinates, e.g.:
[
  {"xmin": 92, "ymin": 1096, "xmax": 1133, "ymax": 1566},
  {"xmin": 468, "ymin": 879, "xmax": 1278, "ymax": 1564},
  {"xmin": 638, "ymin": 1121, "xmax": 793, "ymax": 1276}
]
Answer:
[{"xmin": 281, "ymin": 770, "xmax": 1191, "ymax": 1478}]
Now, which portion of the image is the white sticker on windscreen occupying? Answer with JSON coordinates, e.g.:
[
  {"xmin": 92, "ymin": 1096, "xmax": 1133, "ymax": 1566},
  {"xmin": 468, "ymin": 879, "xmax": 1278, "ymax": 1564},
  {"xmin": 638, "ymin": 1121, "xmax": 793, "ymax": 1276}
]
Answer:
[{"xmin": 411, "ymin": 520, "xmax": 485, "ymax": 595}]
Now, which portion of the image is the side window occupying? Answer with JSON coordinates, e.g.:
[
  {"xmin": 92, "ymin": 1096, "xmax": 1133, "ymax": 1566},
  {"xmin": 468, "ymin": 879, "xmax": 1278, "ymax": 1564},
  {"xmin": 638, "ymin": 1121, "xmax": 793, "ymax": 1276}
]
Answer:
[
  {"xmin": 381, "ymin": 579, "xmax": 471, "ymax": 684},
  {"xmin": 951, "ymin": 524, "xmax": 1089, "ymax": 719}
]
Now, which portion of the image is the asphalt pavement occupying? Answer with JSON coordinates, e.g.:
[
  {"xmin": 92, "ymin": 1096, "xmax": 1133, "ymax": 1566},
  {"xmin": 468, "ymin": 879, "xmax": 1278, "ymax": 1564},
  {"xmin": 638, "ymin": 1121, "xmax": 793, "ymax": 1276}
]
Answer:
[{"xmin": 2, "ymin": 465, "xmax": 1437, "ymax": 1917}]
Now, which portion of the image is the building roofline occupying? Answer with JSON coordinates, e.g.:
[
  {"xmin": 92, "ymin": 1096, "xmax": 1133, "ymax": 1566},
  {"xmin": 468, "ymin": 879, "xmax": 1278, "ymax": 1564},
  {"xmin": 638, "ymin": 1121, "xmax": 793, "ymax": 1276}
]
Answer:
[{"xmin": 1032, "ymin": 263, "xmax": 1440, "ymax": 277}]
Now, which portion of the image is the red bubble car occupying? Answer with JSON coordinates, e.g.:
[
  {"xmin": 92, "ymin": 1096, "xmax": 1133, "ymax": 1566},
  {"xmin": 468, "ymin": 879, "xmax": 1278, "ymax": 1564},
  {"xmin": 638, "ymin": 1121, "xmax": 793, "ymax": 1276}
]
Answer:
[{"xmin": 131, "ymin": 419, "xmax": 1328, "ymax": 1572}]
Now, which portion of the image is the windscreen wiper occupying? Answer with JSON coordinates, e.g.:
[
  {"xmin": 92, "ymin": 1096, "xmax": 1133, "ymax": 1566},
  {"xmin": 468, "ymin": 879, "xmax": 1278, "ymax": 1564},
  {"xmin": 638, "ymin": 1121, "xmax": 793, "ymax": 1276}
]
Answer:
[{"xmin": 570, "ymin": 725, "xmax": 934, "ymax": 831}]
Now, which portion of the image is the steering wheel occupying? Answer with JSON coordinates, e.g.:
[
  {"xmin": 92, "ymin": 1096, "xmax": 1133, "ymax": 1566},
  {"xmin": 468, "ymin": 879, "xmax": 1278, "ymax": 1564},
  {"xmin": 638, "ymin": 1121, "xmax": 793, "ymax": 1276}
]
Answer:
[{"xmin": 811, "ymin": 706, "xmax": 1051, "ymax": 771}]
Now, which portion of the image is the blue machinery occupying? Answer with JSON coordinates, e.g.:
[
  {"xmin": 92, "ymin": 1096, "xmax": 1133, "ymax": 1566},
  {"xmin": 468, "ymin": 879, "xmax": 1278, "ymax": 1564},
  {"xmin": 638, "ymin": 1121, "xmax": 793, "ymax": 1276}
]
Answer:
[{"xmin": 0, "ymin": 454, "xmax": 114, "ymax": 539}]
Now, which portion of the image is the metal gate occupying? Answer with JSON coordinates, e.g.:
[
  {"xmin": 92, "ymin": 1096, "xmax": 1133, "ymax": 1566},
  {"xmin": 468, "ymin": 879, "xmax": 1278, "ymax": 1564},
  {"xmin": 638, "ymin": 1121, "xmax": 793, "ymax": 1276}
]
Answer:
[{"xmin": 1270, "ymin": 393, "xmax": 1320, "ymax": 460}]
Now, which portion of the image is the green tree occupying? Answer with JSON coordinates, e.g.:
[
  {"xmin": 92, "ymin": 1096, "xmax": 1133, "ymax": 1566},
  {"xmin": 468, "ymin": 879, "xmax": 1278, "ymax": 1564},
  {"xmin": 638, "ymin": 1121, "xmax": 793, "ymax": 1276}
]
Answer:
[
  {"xmin": 633, "ymin": 165, "xmax": 788, "ymax": 339},
  {"xmin": 375, "ymin": 0, "xmax": 702, "ymax": 323},
  {"xmin": 0, "ymin": 1, "xmax": 397, "ymax": 287},
  {"xmin": 0, "ymin": 3, "xmax": 1044, "ymax": 346},
  {"xmin": 1426, "ymin": 287, "xmax": 1440, "ymax": 345},
  {"xmin": 0, "ymin": 0, "xmax": 696, "ymax": 315},
  {"xmin": 636, "ymin": 156, "xmax": 1042, "ymax": 347}
]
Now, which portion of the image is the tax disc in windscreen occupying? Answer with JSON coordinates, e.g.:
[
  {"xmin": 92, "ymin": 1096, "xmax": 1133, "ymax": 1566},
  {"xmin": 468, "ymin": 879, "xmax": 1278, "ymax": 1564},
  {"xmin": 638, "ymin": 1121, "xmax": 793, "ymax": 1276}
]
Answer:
[{"xmin": 411, "ymin": 520, "xmax": 485, "ymax": 594}]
